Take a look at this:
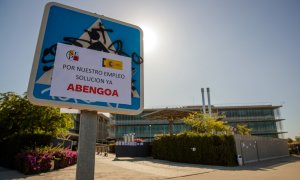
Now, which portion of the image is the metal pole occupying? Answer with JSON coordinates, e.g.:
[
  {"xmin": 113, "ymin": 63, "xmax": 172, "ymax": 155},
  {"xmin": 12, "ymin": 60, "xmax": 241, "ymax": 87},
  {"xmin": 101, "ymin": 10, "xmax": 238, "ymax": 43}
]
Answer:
[
  {"xmin": 207, "ymin": 88, "xmax": 212, "ymax": 117},
  {"xmin": 149, "ymin": 125, "xmax": 151, "ymax": 142},
  {"xmin": 76, "ymin": 110, "xmax": 98, "ymax": 180},
  {"xmin": 201, "ymin": 88, "xmax": 206, "ymax": 114}
]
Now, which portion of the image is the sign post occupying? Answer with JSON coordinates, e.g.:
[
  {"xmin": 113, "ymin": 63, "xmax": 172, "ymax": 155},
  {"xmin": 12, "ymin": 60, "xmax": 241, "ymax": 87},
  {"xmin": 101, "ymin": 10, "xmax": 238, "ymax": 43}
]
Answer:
[
  {"xmin": 27, "ymin": 2, "xmax": 143, "ymax": 180},
  {"xmin": 76, "ymin": 110, "xmax": 97, "ymax": 180}
]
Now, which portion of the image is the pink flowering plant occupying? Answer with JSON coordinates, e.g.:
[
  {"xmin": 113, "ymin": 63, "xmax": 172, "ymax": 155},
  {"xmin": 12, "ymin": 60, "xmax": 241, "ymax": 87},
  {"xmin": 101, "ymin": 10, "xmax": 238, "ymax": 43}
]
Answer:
[
  {"xmin": 53, "ymin": 148, "xmax": 77, "ymax": 169},
  {"xmin": 134, "ymin": 138, "xmax": 144, "ymax": 143},
  {"xmin": 15, "ymin": 151, "xmax": 52, "ymax": 174},
  {"xmin": 15, "ymin": 146, "xmax": 77, "ymax": 174}
]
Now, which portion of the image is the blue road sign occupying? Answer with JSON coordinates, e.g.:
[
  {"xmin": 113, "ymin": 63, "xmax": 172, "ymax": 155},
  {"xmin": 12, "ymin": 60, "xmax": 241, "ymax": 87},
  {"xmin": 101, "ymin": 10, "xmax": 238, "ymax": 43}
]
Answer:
[{"xmin": 28, "ymin": 2, "xmax": 144, "ymax": 115}]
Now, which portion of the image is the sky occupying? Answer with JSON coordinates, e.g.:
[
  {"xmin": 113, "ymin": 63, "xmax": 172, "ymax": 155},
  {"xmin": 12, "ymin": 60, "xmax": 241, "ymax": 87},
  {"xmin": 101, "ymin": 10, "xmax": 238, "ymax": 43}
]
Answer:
[{"xmin": 0, "ymin": 0, "xmax": 299, "ymax": 138}]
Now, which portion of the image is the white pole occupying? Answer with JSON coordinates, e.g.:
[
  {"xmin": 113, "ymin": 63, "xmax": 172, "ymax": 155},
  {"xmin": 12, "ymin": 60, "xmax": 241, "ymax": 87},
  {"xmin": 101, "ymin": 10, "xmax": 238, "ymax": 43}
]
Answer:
[
  {"xmin": 201, "ymin": 88, "xmax": 206, "ymax": 114},
  {"xmin": 207, "ymin": 88, "xmax": 212, "ymax": 117},
  {"xmin": 76, "ymin": 110, "xmax": 98, "ymax": 180}
]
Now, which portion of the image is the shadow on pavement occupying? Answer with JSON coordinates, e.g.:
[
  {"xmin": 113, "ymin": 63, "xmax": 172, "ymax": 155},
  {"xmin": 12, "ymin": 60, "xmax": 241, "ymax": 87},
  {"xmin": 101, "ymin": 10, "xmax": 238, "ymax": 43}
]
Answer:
[
  {"xmin": 112, "ymin": 155, "xmax": 300, "ymax": 171},
  {"xmin": 239, "ymin": 156, "xmax": 300, "ymax": 171},
  {"xmin": 0, "ymin": 167, "xmax": 29, "ymax": 180}
]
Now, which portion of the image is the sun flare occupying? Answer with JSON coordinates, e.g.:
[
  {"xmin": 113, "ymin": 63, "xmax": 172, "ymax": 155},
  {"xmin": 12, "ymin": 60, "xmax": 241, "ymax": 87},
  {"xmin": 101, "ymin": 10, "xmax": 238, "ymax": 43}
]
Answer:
[{"xmin": 141, "ymin": 25, "xmax": 158, "ymax": 53}]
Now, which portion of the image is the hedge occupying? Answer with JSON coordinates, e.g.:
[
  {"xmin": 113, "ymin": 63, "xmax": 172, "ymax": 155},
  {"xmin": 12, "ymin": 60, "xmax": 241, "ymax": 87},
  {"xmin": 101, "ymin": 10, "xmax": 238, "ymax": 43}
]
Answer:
[{"xmin": 152, "ymin": 132, "xmax": 237, "ymax": 166}]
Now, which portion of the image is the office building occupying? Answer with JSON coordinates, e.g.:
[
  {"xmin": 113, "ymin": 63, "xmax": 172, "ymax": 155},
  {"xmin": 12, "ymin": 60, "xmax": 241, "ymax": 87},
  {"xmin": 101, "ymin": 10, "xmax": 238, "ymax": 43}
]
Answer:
[{"xmin": 110, "ymin": 104, "xmax": 286, "ymax": 140}]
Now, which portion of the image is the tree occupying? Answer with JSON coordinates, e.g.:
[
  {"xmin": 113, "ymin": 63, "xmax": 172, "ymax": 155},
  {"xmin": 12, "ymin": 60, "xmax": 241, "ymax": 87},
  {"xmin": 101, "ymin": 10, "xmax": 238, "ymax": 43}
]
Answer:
[
  {"xmin": 183, "ymin": 112, "xmax": 230, "ymax": 134},
  {"xmin": 287, "ymin": 138, "xmax": 294, "ymax": 143},
  {"xmin": 295, "ymin": 136, "xmax": 300, "ymax": 142},
  {"xmin": 236, "ymin": 124, "xmax": 252, "ymax": 135},
  {"xmin": 0, "ymin": 92, "xmax": 73, "ymax": 140}
]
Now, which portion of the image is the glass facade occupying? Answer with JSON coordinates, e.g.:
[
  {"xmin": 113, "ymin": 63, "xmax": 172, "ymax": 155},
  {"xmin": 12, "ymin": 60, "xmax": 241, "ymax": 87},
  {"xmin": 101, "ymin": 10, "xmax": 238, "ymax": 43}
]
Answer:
[
  {"xmin": 220, "ymin": 107, "xmax": 283, "ymax": 138},
  {"xmin": 112, "ymin": 113, "xmax": 190, "ymax": 140},
  {"xmin": 69, "ymin": 114, "xmax": 80, "ymax": 134},
  {"xmin": 111, "ymin": 105, "xmax": 285, "ymax": 140},
  {"xmin": 221, "ymin": 109, "xmax": 274, "ymax": 121},
  {"xmin": 115, "ymin": 124, "xmax": 190, "ymax": 139}
]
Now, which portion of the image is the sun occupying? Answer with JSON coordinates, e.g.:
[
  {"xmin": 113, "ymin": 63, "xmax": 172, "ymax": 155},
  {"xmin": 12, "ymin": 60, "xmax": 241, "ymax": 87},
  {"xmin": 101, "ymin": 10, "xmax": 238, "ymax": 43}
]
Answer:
[{"xmin": 141, "ymin": 25, "xmax": 158, "ymax": 53}]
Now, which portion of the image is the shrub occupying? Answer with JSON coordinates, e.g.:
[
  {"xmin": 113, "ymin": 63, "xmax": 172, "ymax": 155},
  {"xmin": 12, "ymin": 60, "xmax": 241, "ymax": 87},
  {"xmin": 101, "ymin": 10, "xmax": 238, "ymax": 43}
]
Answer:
[
  {"xmin": 289, "ymin": 143, "xmax": 300, "ymax": 155},
  {"xmin": 15, "ymin": 151, "xmax": 52, "ymax": 174},
  {"xmin": 15, "ymin": 146, "xmax": 77, "ymax": 174},
  {"xmin": 0, "ymin": 133, "xmax": 52, "ymax": 168},
  {"xmin": 53, "ymin": 148, "xmax": 77, "ymax": 169},
  {"xmin": 152, "ymin": 132, "xmax": 238, "ymax": 166},
  {"xmin": 109, "ymin": 144, "xmax": 116, "ymax": 153}
]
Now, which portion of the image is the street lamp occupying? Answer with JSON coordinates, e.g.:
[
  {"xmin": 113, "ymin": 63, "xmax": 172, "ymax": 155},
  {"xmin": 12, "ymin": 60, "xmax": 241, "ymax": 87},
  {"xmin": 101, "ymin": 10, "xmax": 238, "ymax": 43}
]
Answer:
[{"xmin": 149, "ymin": 125, "xmax": 152, "ymax": 142}]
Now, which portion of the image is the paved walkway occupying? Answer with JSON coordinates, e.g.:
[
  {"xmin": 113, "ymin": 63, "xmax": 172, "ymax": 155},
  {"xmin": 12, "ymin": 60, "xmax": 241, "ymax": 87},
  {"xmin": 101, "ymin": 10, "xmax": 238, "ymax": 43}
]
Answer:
[{"xmin": 0, "ymin": 155, "xmax": 299, "ymax": 180}]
